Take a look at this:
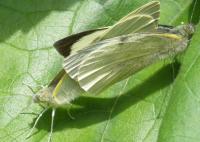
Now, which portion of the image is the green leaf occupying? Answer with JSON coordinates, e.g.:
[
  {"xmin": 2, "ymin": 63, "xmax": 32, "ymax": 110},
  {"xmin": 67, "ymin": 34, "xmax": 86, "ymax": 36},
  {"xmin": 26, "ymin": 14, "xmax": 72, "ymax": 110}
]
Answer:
[
  {"xmin": 0, "ymin": 0, "xmax": 199, "ymax": 142},
  {"xmin": 158, "ymin": 22, "xmax": 200, "ymax": 142}
]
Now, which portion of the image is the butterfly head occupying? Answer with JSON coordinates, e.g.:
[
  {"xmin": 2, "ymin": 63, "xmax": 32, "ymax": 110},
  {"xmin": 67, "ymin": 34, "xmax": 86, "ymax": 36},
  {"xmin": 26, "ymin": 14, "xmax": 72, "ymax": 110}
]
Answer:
[
  {"xmin": 184, "ymin": 24, "xmax": 195, "ymax": 37},
  {"xmin": 33, "ymin": 87, "xmax": 54, "ymax": 106},
  {"xmin": 176, "ymin": 24, "xmax": 195, "ymax": 38}
]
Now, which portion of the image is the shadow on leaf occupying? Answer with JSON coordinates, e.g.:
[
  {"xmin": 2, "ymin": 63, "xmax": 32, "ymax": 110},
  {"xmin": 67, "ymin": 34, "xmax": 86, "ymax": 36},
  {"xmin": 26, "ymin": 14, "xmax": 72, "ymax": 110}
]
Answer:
[
  {"xmin": 0, "ymin": 0, "xmax": 80, "ymax": 41},
  {"xmin": 32, "ymin": 62, "xmax": 180, "ymax": 133}
]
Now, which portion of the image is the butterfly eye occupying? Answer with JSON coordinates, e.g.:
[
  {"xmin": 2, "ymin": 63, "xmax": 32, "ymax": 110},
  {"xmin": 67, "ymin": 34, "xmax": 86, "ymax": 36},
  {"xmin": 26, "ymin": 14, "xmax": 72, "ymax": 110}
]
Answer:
[
  {"xmin": 188, "ymin": 24, "xmax": 195, "ymax": 35},
  {"xmin": 33, "ymin": 95, "xmax": 40, "ymax": 103},
  {"xmin": 183, "ymin": 24, "xmax": 195, "ymax": 38}
]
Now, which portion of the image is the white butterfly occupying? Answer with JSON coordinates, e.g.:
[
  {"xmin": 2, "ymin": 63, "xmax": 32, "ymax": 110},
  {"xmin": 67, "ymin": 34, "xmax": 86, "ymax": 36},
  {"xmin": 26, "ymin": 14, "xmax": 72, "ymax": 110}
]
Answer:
[{"xmin": 57, "ymin": 1, "xmax": 194, "ymax": 94}]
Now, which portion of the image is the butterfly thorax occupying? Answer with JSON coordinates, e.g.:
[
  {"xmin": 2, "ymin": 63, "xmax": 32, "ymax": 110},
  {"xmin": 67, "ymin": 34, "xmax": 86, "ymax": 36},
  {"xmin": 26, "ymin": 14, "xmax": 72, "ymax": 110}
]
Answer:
[
  {"xmin": 157, "ymin": 24, "xmax": 194, "ymax": 39},
  {"xmin": 169, "ymin": 24, "xmax": 194, "ymax": 38},
  {"xmin": 33, "ymin": 87, "xmax": 62, "ymax": 108}
]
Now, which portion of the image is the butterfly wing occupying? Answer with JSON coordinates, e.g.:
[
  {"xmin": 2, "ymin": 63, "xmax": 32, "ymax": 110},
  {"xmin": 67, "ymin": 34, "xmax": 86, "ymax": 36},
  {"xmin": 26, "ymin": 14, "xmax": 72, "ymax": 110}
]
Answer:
[
  {"xmin": 121, "ymin": 1, "xmax": 160, "ymax": 21},
  {"xmin": 49, "ymin": 69, "xmax": 66, "ymax": 86},
  {"xmin": 100, "ymin": 1, "xmax": 160, "ymax": 39},
  {"xmin": 64, "ymin": 14, "xmax": 160, "ymax": 80},
  {"xmin": 63, "ymin": 1, "xmax": 161, "ymax": 80},
  {"xmin": 76, "ymin": 33, "xmax": 188, "ymax": 94},
  {"xmin": 55, "ymin": 1, "xmax": 160, "ymax": 56},
  {"xmin": 52, "ymin": 74, "xmax": 85, "ymax": 105},
  {"xmin": 54, "ymin": 28, "xmax": 108, "ymax": 57},
  {"xmin": 100, "ymin": 15, "xmax": 158, "ymax": 40}
]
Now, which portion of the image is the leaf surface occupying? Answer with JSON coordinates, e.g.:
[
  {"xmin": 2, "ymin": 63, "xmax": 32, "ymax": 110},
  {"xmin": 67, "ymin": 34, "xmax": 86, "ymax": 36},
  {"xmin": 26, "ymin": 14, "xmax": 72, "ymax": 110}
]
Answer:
[{"xmin": 0, "ymin": 0, "xmax": 199, "ymax": 142}]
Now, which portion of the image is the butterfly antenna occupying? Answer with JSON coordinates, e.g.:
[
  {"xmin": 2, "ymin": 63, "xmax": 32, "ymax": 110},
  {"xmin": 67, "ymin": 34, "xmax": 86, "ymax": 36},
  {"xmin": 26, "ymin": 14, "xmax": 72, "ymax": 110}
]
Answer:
[
  {"xmin": 48, "ymin": 108, "xmax": 56, "ymax": 142},
  {"xmin": 0, "ymin": 92, "xmax": 31, "ymax": 99},
  {"xmin": 22, "ymin": 82, "xmax": 37, "ymax": 96},
  {"xmin": 190, "ymin": 0, "xmax": 198, "ymax": 23},
  {"xmin": 26, "ymin": 107, "xmax": 49, "ymax": 139}
]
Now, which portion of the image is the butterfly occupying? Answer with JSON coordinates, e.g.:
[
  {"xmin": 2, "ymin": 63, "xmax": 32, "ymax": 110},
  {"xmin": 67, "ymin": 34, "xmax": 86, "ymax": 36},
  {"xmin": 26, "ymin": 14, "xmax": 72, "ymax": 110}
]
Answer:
[
  {"xmin": 54, "ymin": 1, "xmax": 194, "ymax": 94},
  {"xmin": 26, "ymin": 1, "xmax": 194, "ymax": 141}
]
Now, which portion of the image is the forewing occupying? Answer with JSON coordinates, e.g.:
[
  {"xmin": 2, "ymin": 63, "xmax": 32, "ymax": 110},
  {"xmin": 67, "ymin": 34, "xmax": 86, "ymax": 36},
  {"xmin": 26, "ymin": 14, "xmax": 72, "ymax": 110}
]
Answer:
[
  {"xmin": 53, "ymin": 74, "xmax": 85, "ymax": 105},
  {"xmin": 63, "ymin": 1, "xmax": 160, "ymax": 83},
  {"xmin": 64, "ymin": 14, "xmax": 160, "ymax": 80},
  {"xmin": 100, "ymin": 15, "xmax": 158, "ymax": 40},
  {"xmin": 63, "ymin": 39, "xmax": 113, "ymax": 80},
  {"xmin": 56, "ymin": 1, "xmax": 160, "ymax": 57},
  {"xmin": 54, "ymin": 28, "xmax": 108, "ymax": 57},
  {"xmin": 77, "ymin": 33, "xmax": 187, "ymax": 94},
  {"xmin": 49, "ymin": 69, "xmax": 66, "ymax": 86},
  {"xmin": 120, "ymin": 1, "xmax": 160, "ymax": 21}
]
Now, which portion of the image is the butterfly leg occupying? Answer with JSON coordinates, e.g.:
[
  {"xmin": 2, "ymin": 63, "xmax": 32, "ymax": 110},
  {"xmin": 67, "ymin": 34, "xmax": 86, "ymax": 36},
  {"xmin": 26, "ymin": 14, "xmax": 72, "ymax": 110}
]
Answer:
[
  {"xmin": 67, "ymin": 104, "xmax": 75, "ymax": 120},
  {"xmin": 26, "ymin": 107, "xmax": 49, "ymax": 139},
  {"xmin": 48, "ymin": 108, "xmax": 56, "ymax": 142}
]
